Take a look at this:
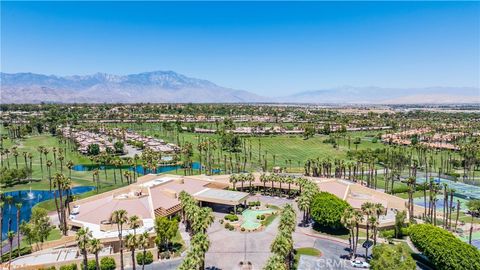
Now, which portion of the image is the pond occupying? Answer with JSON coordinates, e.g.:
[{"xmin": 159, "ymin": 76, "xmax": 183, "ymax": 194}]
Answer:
[
  {"xmin": 1, "ymin": 186, "xmax": 95, "ymax": 239},
  {"xmin": 241, "ymin": 208, "xmax": 276, "ymax": 230}
]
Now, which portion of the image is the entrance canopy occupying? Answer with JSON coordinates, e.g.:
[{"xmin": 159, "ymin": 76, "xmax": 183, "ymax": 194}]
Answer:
[{"xmin": 194, "ymin": 188, "xmax": 250, "ymax": 206}]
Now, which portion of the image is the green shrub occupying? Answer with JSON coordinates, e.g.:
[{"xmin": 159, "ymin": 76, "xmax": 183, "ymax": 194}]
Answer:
[
  {"xmin": 137, "ymin": 251, "xmax": 154, "ymax": 265},
  {"xmin": 256, "ymin": 214, "xmax": 265, "ymax": 220},
  {"xmin": 409, "ymin": 224, "xmax": 480, "ymax": 270},
  {"xmin": 370, "ymin": 244, "xmax": 415, "ymax": 270},
  {"xmin": 224, "ymin": 222, "xmax": 235, "ymax": 231},
  {"xmin": 248, "ymin": 201, "xmax": 261, "ymax": 207},
  {"xmin": 82, "ymin": 260, "xmax": 97, "ymax": 270},
  {"xmin": 100, "ymin": 257, "xmax": 116, "ymax": 270},
  {"xmin": 39, "ymin": 267, "xmax": 56, "ymax": 270},
  {"xmin": 59, "ymin": 264, "xmax": 77, "ymax": 270},
  {"xmin": 224, "ymin": 214, "xmax": 239, "ymax": 222},
  {"xmin": 310, "ymin": 192, "xmax": 350, "ymax": 229}
]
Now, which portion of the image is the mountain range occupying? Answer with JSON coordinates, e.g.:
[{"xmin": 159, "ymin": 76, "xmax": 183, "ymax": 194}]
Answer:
[{"xmin": 1, "ymin": 71, "xmax": 479, "ymax": 104}]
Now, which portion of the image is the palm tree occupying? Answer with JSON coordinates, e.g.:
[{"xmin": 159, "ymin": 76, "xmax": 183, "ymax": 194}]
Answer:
[
  {"xmin": 12, "ymin": 147, "xmax": 19, "ymax": 169},
  {"xmin": 76, "ymin": 227, "xmax": 92, "ymax": 270},
  {"xmin": 125, "ymin": 234, "xmax": 138, "ymax": 270},
  {"xmin": 270, "ymin": 230, "xmax": 292, "ymax": 268},
  {"xmin": 66, "ymin": 160, "xmax": 74, "ymax": 178},
  {"xmin": 369, "ymin": 216, "xmax": 379, "ymax": 246},
  {"xmin": 137, "ymin": 232, "xmax": 149, "ymax": 270},
  {"xmin": 46, "ymin": 160, "xmax": 53, "ymax": 191},
  {"xmin": 110, "ymin": 209, "xmax": 129, "ymax": 270},
  {"xmin": 264, "ymin": 254, "xmax": 287, "ymax": 270},
  {"xmin": 190, "ymin": 233, "xmax": 210, "ymax": 270},
  {"xmin": 129, "ymin": 215, "xmax": 141, "ymax": 236},
  {"xmin": 352, "ymin": 209, "xmax": 364, "ymax": 258},
  {"xmin": 37, "ymin": 146, "xmax": 45, "ymax": 179},
  {"xmin": 341, "ymin": 207, "xmax": 355, "ymax": 257},
  {"xmin": 15, "ymin": 203, "xmax": 22, "ymax": 257},
  {"xmin": 88, "ymin": 238, "xmax": 103, "ymax": 270},
  {"xmin": 0, "ymin": 200, "xmax": 3, "ymax": 262},
  {"xmin": 192, "ymin": 207, "xmax": 214, "ymax": 234},
  {"xmin": 361, "ymin": 202, "xmax": 375, "ymax": 258},
  {"xmin": 7, "ymin": 230, "xmax": 14, "ymax": 270},
  {"xmin": 229, "ymin": 174, "xmax": 238, "ymax": 190},
  {"xmin": 92, "ymin": 169, "xmax": 100, "ymax": 192},
  {"xmin": 53, "ymin": 173, "xmax": 71, "ymax": 235},
  {"xmin": 260, "ymin": 173, "xmax": 269, "ymax": 194},
  {"xmin": 466, "ymin": 200, "xmax": 480, "ymax": 245}
]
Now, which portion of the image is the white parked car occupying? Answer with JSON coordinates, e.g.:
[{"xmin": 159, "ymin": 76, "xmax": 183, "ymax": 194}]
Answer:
[{"xmin": 350, "ymin": 260, "xmax": 370, "ymax": 268}]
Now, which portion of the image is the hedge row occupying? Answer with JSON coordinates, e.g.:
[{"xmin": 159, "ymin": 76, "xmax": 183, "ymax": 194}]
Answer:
[{"xmin": 409, "ymin": 224, "xmax": 480, "ymax": 270}]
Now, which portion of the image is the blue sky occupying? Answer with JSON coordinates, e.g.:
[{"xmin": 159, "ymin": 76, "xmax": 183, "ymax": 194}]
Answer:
[{"xmin": 1, "ymin": 1, "xmax": 479, "ymax": 96}]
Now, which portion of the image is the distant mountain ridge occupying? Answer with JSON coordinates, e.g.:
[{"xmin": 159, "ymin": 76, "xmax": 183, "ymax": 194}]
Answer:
[
  {"xmin": 280, "ymin": 86, "xmax": 480, "ymax": 104},
  {"xmin": 1, "ymin": 71, "xmax": 479, "ymax": 104},
  {"xmin": 0, "ymin": 71, "xmax": 264, "ymax": 103}
]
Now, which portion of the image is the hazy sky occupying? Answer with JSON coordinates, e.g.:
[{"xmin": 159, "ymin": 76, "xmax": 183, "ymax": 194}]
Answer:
[{"xmin": 1, "ymin": 1, "xmax": 479, "ymax": 96}]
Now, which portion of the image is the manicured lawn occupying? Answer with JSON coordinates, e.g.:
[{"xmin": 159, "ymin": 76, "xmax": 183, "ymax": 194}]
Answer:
[{"xmin": 293, "ymin": 247, "xmax": 322, "ymax": 269}]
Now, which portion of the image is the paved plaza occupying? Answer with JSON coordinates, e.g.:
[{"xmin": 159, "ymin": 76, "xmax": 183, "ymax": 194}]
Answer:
[{"xmin": 204, "ymin": 195, "xmax": 359, "ymax": 270}]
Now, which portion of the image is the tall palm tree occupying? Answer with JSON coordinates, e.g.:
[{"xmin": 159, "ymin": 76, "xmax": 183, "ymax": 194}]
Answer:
[
  {"xmin": 0, "ymin": 200, "xmax": 3, "ymax": 262},
  {"xmin": 15, "ymin": 203, "xmax": 22, "ymax": 257},
  {"xmin": 76, "ymin": 227, "xmax": 92, "ymax": 270},
  {"xmin": 137, "ymin": 232, "xmax": 149, "ymax": 270},
  {"xmin": 466, "ymin": 200, "xmax": 480, "ymax": 245},
  {"xmin": 264, "ymin": 254, "xmax": 287, "ymax": 270},
  {"xmin": 192, "ymin": 207, "xmax": 214, "ymax": 234},
  {"xmin": 37, "ymin": 146, "xmax": 45, "ymax": 178},
  {"xmin": 88, "ymin": 238, "xmax": 103, "ymax": 270},
  {"xmin": 229, "ymin": 174, "xmax": 238, "ymax": 190},
  {"xmin": 12, "ymin": 147, "xmax": 19, "ymax": 169},
  {"xmin": 352, "ymin": 209, "xmax": 364, "ymax": 258},
  {"xmin": 270, "ymin": 230, "xmax": 293, "ymax": 269},
  {"xmin": 190, "ymin": 233, "xmax": 210, "ymax": 270},
  {"xmin": 66, "ymin": 160, "xmax": 74, "ymax": 178},
  {"xmin": 46, "ymin": 160, "xmax": 53, "ymax": 191},
  {"xmin": 110, "ymin": 209, "xmax": 129, "ymax": 270},
  {"xmin": 361, "ymin": 202, "xmax": 375, "ymax": 258},
  {"xmin": 125, "ymin": 234, "xmax": 138, "ymax": 270},
  {"xmin": 369, "ymin": 216, "xmax": 379, "ymax": 246},
  {"xmin": 260, "ymin": 173, "xmax": 269, "ymax": 195},
  {"xmin": 341, "ymin": 207, "xmax": 355, "ymax": 257},
  {"xmin": 7, "ymin": 230, "xmax": 14, "ymax": 270},
  {"xmin": 92, "ymin": 169, "xmax": 100, "ymax": 192}
]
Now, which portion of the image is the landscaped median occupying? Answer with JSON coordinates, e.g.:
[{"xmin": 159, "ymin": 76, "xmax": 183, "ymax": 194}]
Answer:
[{"xmin": 409, "ymin": 224, "xmax": 480, "ymax": 270}]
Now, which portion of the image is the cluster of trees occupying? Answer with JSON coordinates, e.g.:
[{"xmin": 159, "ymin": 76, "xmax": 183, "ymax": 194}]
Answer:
[
  {"xmin": 1, "ymin": 207, "xmax": 53, "ymax": 264},
  {"xmin": 228, "ymin": 173, "xmax": 255, "ymax": 192},
  {"xmin": 76, "ymin": 210, "xmax": 182, "ymax": 270},
  {"xmin": 264, "ymin": 204, "xmax": 296, "ymax": 270},
  {"xmin": 296, "ymin": 177, "xmax": 319, "ymax": 225},
  {"xmin": 178, "ymin": 191, "xmax": 214, "ymax": 270},
  {"xmin": 340, "ymin": 202, "xmax": 385, "ymax": 258},
  {"xmin": 0, "ymin": 167, "xmax": 31, "ymax": 187},
  {"xmin": 409, "ymin": 224, "xmax": 480, "ymax": 270},
  {"xmin": 258, "ymin": 174, "xmax": 300, "ymax": 197}
]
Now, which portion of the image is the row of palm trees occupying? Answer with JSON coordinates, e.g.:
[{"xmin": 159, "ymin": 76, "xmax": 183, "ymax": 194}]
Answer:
[
  {"xmin": 178, "ymin": 191, "xmax": 214, "ymax": 270},
  {"xmin": 264, "ymin": 204, "xmax": 296, "ymax": 270},
  {"xmin": 341, "ymin": 202, "xmax": 385, "ymax": 259},
  {"xmin": 297, "ymin": 178, "xmax": 320, "ymax": 225}
]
